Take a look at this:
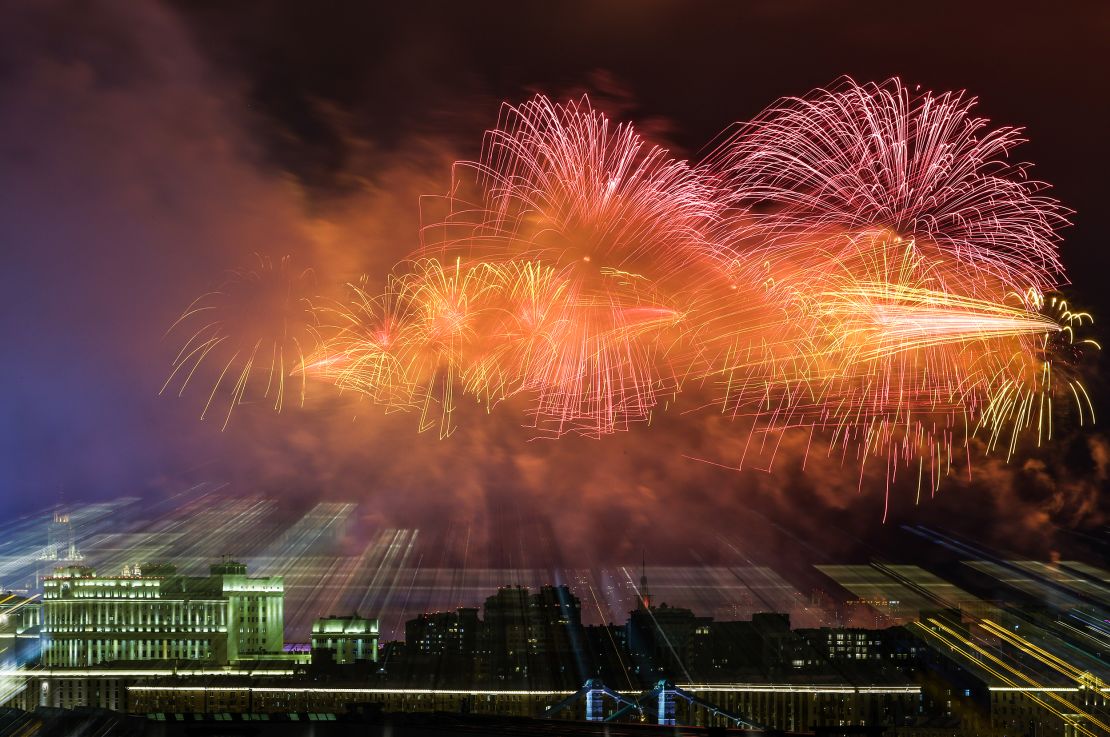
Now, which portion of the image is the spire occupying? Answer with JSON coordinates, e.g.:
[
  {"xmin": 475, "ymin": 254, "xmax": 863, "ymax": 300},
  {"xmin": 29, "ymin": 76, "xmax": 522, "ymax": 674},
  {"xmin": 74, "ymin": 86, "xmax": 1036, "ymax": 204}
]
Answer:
[
  {"xmin": 639, "ymin": 550, "xmax": 651, "ymax": 610},
  {"xmin": 44, "ymin": 492, "xmax": 82, "ymax": 562}
]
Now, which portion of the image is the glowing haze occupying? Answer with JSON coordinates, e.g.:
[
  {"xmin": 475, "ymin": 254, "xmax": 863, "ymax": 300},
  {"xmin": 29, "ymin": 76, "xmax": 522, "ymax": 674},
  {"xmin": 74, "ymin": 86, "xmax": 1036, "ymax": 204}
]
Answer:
[
  {"xmin": 5, "ymin": 0, "xmax": 1107, "ymax": 568},
  {"xmin": 166, "ymin": 81, "xmax": 1098, "ymax": 521}
]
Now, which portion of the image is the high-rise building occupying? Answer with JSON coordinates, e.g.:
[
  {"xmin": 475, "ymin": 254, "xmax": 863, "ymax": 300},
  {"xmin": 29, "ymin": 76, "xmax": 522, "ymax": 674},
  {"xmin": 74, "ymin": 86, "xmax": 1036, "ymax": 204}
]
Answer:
[
  {"xmin": 405, "ymin": 608, "xmax": 478, "ymax": 658},
  {"xmin": 528, "ymin": 585, "xmax": 586, "ymax": 687},
  {"xmin": 41, "ymin": 560, "xmax": 283, "ymax": 667},
  {"xmin": 471, "ymin": 585, "xmax": 588, "ymax": 687},
  {"xmin": 400, "ymin": 607, "xmax": 480, "ymax": 685},
  {"xmin": 478, "ymin": 586, "xmax": 532, "ymax": 683}
]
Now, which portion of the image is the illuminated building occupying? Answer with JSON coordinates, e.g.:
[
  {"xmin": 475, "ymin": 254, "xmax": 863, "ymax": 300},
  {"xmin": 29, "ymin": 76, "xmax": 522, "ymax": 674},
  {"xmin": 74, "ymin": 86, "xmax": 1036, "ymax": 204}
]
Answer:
[
  {"xmin": 1, "ymin": 665, "xmax": 922, "ymax": 731},
  {"xmin": 397, "ymin": 607, "xmax": 480, "ymax": 685},
  {"xmin": 44, "ymin": 510, "xmax": 82, "ymax": 563},
  {"xmin": 310, "ymin": 613, "xmax": 378, "ymax": 664},
  {"xmin": 794, "ymin": 627, "xmax": 923, "ymax": 666},
  {"xmin": 41, "ymin": 560, "xmax": 283, "ymax": 667},
  {"xmin": 0, "ymin": 593, "xmax": 41, "ymax": 667},
  {"xmin": 4, "ymin": 555, "xmax": 1102, "ymax": 735}
]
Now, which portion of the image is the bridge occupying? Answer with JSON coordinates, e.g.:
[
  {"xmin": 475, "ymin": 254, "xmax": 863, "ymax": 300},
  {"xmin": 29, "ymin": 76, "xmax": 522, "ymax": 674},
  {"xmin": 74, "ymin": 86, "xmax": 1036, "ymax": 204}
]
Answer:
[{"xmin": 543, "ymin": 678, "xmax": 768, "ymax": 730}]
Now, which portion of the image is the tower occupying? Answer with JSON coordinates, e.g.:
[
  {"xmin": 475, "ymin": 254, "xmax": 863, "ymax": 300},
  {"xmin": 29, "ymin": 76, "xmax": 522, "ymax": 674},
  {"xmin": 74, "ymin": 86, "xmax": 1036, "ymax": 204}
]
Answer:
[{"xmin": 46, "ymin": 509, "xmax": 82, "ymax": 562}]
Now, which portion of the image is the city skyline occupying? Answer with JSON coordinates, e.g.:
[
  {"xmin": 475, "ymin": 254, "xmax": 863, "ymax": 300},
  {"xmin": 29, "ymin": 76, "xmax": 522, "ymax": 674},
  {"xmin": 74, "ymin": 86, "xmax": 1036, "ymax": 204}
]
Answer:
[
  {"xmin": 1, "ymin": 483, "xmax": 1108, "ymax": 733},
  {"xmin": 2, "ymin": 493, "xmax": 1106, "ymax": 639},
  {"xmin": 2, "ymin": 504, "xmax": 1108, "ymax": 733}
]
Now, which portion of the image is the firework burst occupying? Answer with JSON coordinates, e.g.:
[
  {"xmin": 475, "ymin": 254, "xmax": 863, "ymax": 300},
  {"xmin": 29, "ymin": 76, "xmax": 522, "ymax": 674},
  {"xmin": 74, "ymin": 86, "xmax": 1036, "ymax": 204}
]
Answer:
[
  {"xmin": 427, "ymin": 95, "xmax": 724, "ymax": 435},
  {"xmin": 162, "ymin": 255, "xmax": 320, "ymax": 430},
  {"xmin": 165, "ymin": 81, "xmax": 1097, "ymax": 505},
  {"xmin": 713, "ymin": 77, "xmax": 1069, "ymax": 294}
]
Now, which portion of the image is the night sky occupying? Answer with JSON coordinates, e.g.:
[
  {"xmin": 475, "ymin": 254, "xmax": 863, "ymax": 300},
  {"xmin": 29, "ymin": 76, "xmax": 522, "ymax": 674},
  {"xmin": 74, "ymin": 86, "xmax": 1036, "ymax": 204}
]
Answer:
[{"xmin": 2, "ymin": 0, "xmax": 1106, "ymax": 567}]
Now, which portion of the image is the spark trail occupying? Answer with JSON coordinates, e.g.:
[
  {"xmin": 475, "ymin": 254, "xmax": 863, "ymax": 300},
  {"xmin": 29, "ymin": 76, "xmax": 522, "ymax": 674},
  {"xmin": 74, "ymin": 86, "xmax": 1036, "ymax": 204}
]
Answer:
[{"xmin": 166, "ymin": 79, "xmax": 1098, "ymax": 501}]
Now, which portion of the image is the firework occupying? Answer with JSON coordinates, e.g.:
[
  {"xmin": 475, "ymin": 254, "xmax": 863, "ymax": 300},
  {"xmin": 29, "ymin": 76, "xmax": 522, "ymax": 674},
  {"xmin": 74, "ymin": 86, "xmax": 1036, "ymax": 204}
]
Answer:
[
  {"xmin": 458, "ymin": 260, "xmax": 574, "ymax": 409},
  {"xmin": 162, "ymin": 255, "xmax": 320, "ymax": 430},
  {"xmin": 712, "ymin": 77, "xmax": 1069, "ymax": 294},
  {"xmin": 696, "ymin": 79, "xmax": 1089, "ymax": 510},
  {"xmin": 427, "ymin": 95, "xmax": 724, "ymax": 435},
  {"xmin": 389, "ymin": 257, "xmax": 504, "ymax": 437},
  {"xmin": 166, "ymin": 82, "xmax": 1097, "ymax": 502},
  {"xmin": 311, "ymin": 277, "xmax": 415, "ymax": 408}
]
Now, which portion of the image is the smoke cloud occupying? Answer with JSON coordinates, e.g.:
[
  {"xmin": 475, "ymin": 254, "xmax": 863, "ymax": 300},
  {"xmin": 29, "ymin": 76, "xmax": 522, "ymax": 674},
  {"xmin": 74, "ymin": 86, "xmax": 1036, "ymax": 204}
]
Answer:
[{"xmin": 1, "ymin": 0, "xmax": 1103, "ymax": 569}]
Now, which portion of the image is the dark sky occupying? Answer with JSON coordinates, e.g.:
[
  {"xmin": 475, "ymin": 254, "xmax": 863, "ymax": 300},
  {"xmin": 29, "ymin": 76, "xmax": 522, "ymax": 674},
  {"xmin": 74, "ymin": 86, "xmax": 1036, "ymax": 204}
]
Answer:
[{"xmin": 1, "ymin": 0, "xmax": 1106, "ymax": 567}]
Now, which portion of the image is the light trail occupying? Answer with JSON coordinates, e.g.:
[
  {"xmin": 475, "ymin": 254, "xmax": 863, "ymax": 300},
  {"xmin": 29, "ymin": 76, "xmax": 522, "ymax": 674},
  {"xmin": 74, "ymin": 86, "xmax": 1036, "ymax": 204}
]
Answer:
[{"xmin": 913, "ymin": 618, "xmax": 1108, "ymax": 736}]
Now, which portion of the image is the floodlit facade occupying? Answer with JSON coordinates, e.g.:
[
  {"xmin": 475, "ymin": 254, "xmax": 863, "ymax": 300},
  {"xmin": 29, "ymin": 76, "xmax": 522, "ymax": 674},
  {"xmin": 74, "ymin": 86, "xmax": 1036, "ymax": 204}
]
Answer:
[
  {"xmin": 41, "ymin": 561, "xmax": 283, "ymax": 667},
  {"xmin": 310, "ymin": 613, "xmax": 378, "ymax": 664},
  {"xmin": 0, "ymin": 594, "xmax": 41, "ymax": 666}
]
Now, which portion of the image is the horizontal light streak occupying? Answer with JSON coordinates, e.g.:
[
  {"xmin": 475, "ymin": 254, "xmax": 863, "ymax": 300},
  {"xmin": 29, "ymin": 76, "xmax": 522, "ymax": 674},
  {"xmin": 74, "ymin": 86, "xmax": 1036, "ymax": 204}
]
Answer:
[
  {"xmin": 2, "ymin": 671, "xmax": 922, "ymax": 697},
  {"xmin": 0, "ymin": 669, "xmax": 297, "ymax": 677},
  {"xmin": 989, "ymin": 687, "xmax": 1110, "ymax": 693},
  {"xmin": 126, "ymin": 684, "xmax": 921, "ymax": 696}
]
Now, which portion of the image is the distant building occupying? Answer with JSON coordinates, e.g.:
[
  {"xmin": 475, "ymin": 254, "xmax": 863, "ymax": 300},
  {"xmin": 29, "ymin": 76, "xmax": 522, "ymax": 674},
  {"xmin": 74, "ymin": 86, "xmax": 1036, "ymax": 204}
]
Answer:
[
  {"xmin": 478, "ymin": 586, "xmax": 532, "ymax": 682},
  {"xmin": 477, "ymin": 585, "xmax": 586, "ymax": 688},
  {"xmin": 41, "ymin": 560, "xmax": 283, "ymax": 667},
  {"xmin": 684, "ymin": 612, "xmax": 795, "ymax": 679},
  {"xmin": 406, "ymin": 607, "xmax": 478, "ymax": 658},
  {"xmin": 582, "ymin": 623, "xmax": 630, "ymax": 683},
  {"xmin": 625, "ymin": 564, "xmax": 713, "ymax": 679},
  {"xmin": 795, "ymin": 626, "xmax": 922, "ymax": 666},
  {"xmin": 43, "ymin": 510, "xmax": 82, "ymax": 562},
  {"xmin": 398, "ymin": 607, "xmax": 480, "ymax": 685},
  {"xmin": 392, "ymin": 585, "xmax": 590, "ymax": 688},
  {"xmin": 311, "ymin": 613, "xmax": 378, "ymax": 664},
  {"xmin": 627, "ymin": 601, "xmax": 712, "ymax": 678},
  {"xmin": 528, "ymin": 585, "xmax": 586, "ymax": 688}
]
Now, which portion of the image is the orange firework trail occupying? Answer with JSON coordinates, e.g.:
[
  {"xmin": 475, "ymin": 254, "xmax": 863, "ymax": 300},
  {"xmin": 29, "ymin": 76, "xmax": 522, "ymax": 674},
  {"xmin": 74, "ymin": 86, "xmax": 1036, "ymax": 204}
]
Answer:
[
  {"xmin": 166, "ymin": 79, "xmax": 1098, "ymax": 504},
  {"xmin": 431, "ymin": 95, "xmax": 724, "ymax": 435},
  {"xmin": 163, "ymin": 255, "xmax": 320, "ymax": 430}
]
